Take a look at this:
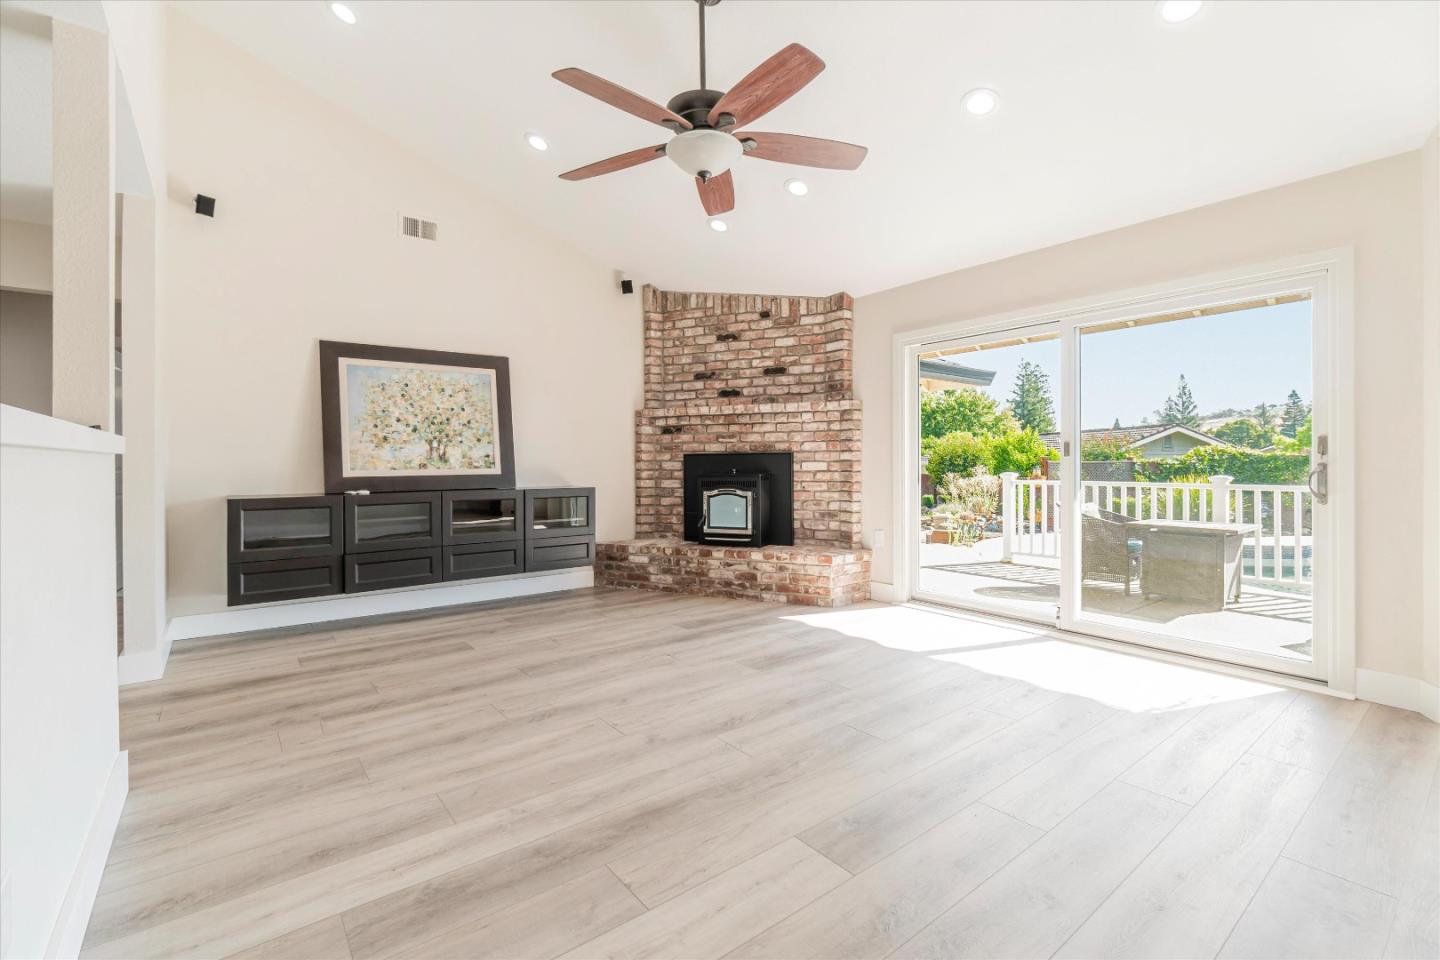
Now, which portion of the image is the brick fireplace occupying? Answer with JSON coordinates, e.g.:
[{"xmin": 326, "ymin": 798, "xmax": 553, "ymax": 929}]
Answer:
[{"xmin": 596, "ymin": 285, "xmax": 870, "ymax": 607}]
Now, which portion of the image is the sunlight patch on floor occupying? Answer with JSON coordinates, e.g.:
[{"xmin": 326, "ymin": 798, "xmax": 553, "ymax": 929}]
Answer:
[{"xmin": 788, "ymin": 602, "xmax": 1286, "ymax": 714}]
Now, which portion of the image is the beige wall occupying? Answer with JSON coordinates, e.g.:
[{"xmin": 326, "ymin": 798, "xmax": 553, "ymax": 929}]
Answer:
[
  {"xmin": 0, "ymin": 218, "xmax": 52, "ymax": 292},
  {"xmin": 0, "ymin": 289, "xmax": 52, "ymax": 414},
  {"xmin": 162, "ymin": 12, "xmax": 640, "ymax": 616},
  {"xmin": 856, "ymin": 149, "xmax": 1430, "ymax": 683}
]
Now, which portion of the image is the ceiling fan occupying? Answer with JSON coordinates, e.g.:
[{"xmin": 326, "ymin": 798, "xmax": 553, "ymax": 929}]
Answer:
[{"xmin": 551, "ymin": 0, "xmax": 867, "ymax": 217}]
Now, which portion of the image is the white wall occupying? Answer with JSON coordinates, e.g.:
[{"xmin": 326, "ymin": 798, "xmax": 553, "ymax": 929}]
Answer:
[
  {"xmin": 0, "ymin": 290, "xmax": 52, "ymax": 414},
  {"xmin": 162, "ymin": 12, "xmax": 640, "ymax": 617},
  {"xmin": 0, "ymin": 405, "xmax": 125, "ymax": 959},
  {"xmin": 0, "ymin": 218, "xmax": 51, "ymax": 292},
  {"xmin": 856, "ymin": 149, "xmax": 1431, "ymax": 686},
  {"xmin": 1421, "ymin": 131, "xmax": 1439, "ymax": 692}
]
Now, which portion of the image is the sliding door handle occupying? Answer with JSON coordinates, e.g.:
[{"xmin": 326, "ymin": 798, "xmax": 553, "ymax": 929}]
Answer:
[{"xmin": 1307, "ymin": 463, "xmax": 1328, "ymax": 506}]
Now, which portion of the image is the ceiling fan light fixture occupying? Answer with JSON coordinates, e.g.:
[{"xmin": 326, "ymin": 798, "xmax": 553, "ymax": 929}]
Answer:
[
  {"xmin": 962, "ymin": 88, "xmax": 999, "ymax": 117},
  {"xmin": 785, "ymin": 178, "xmax": 809, "ymax": 197},
  {"xmin": 708, "ymin": 217, "xmax": 728, "ymax": 233},
  {"xmin": 1158, "ymin": 0, "xmax": 1203, "ymax": 22},
  {"xmin": 666, "ymin": 129, "xmax": 744, "ymax": 179},
  {"xmin": 329, "ymin": 2, "xmax": 357, "ymax": 25},
  {"xmin": 525, "ymin": 132, "xmax": 549, "ymax": 152}
]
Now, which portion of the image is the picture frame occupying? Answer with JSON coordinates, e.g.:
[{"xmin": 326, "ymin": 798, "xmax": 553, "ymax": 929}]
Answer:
[{"xmin": 319, "ymin": 340, "xmax": 515, "ymax": 493}]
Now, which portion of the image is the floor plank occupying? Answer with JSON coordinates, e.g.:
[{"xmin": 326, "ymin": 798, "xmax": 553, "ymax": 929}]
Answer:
[
  {"xmin": 562, "ymin": 839, "xmax": 849, "ymax": 960},
  {"xmin": 1055, "ymin": 754, "xmax": 1325, "ymax": 959},
  {"xmin": 893, "ymin": 782, "xmax": 1188, "ymax": 959},
  {"xmin": 1219, "ymin": 857, "xmax": 1397, "ymax": 959}
]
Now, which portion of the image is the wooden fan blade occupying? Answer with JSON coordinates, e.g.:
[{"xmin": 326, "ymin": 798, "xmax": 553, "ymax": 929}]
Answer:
[
  {"xmin": 696, "ymin": 170, "xmax": 735, "ymax": 215},
  {"xmin": 734, "ymin": 132, "xmax": 868, "ymax": 170},
  {"xmin": 559, "ymin": 145, "xmax": 667, "ymax": 181},
  {"xmin": 707, "ymin": 43, "xmax": 824, "ymax": 129},
  {"xmin": 552, "ymin": 68, "xmax": 692, "ymax": 130}
]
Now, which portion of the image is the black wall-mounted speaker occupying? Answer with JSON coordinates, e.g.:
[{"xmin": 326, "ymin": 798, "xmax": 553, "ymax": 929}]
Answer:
[
  {"xmin": 619, "ymin": 278, "xmax": 634, "ymax": 295},
  {"xmin": 194, "ymin": 195, "xmax": 216, "ymax": 217}
]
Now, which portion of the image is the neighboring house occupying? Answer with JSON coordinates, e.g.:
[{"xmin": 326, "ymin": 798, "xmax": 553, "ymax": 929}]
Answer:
[
  {"xmin": 1040, "ymin": 423, "xmax": 1229, "ymax": 459},
  {"xmin": 918, "ymin": 358, "xmax": 995, "ymax": 393}
]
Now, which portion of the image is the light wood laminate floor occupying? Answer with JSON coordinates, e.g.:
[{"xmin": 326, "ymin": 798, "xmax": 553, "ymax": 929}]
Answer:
[{"xmin": 84, "ymin": 589, "xmax": 1439, "ymax": 960}]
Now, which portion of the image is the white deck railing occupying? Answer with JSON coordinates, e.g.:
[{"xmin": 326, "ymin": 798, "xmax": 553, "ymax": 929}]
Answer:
[{"xmin": 999, "ymin": 473, "xmax": 1313, "ymax": 590}]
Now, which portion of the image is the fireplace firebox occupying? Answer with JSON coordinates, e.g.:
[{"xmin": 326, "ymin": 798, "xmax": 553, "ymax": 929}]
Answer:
[{"xmin": 683, "ymin": 453, "xmax": 793, "ymax": 547}]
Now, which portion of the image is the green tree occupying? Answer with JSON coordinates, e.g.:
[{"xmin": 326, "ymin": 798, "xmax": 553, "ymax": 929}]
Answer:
[
  {"xmin": 1157, "ymin": 375, "xmax": 1200, "ymax": 428},
  {"xmin": 920, "ymin": 388, "xmax": 1011, "ymax": 440},
  {"xmin": 1254, "ymin": 402, "xmax": 1277, "ymax": 432},
  {"xmin": 1212, "ymin": 418, "xmax": 1275, "ymax": 449},
  {"xmin": 1281, "ymin": 389, "xmax": 1309, "ymax": 438},
  {"xmin": 1007, "ymin": 360, "xmax": 1056, "ymax": 432},
  {"xmin": 1112, "ymin": 417, "xmax": 1122, "ymax": 429}
]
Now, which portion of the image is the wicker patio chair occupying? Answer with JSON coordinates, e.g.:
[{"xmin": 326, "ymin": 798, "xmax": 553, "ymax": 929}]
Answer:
[{"xmin": 1081, "ymin": 504, "xmax": 1142, "ymax": 595}]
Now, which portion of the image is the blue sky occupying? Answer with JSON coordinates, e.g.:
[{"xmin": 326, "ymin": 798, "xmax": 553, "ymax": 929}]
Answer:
[{"xmin": 931, "ymin": 301, "xmax": 1312, "ymax": 430}]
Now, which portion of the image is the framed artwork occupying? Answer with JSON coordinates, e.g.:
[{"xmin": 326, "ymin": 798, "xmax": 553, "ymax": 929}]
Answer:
[{"xmin": 319, "ymin": 340, "xmax": 515, "ymax": 493}]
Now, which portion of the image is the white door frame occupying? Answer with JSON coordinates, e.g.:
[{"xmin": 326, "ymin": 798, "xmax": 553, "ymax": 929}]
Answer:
[{"xmin": 892, "ymin": 249, "xmax": 1355, "ymax": 695}]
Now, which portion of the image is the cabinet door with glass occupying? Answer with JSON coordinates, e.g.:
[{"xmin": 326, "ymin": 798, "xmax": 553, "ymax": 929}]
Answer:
[
  {"xmin": 524, "ymin": 488, "xmax": 595, "ymax": 541},
  {"xmin": 228, "ymin": 495, "xmax": 343, "ymax": 562},
  {"xmin": 344, "ymin": 492, "xmax": 442, "ymax": 554},
  {"xmin": 443, "ymin": 490, "xmax": 521, "ymax": 545}
]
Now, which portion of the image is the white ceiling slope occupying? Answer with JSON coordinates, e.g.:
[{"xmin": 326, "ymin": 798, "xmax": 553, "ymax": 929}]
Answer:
[{"xmin": 175, "ymin": 0, "xmax": 1438, "ymax": 297}]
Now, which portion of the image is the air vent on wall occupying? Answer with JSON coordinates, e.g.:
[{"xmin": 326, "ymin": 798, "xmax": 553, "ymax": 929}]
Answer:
[{"xmin": 400, "ymin": 215, "xmax": 438, "ymax": 241}]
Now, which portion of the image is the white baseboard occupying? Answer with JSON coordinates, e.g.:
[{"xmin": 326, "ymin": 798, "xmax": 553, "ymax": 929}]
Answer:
[
  {"xmin": 1356, "ymin": 668, "xmax": 1440, "ymax": 722},
  {"xmin": 45, "ymin": 750, "xmax": 128, "ymax": 959},
  {"xmin": 162, "ymin": 568, "xmax": 593, "ymax": 649},
  {"xmin": 117, "ymin": 633, "xmax": 172, "ymax": 686},
  {"xmin": 869, "ymin": 580, "xmax": 901, "ymax": 603}
]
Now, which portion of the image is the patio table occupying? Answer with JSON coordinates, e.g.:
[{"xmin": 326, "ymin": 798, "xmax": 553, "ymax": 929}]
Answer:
[{"xmin": 1125, "ymin": 519, "xmax": 1259, "ymax": 611}]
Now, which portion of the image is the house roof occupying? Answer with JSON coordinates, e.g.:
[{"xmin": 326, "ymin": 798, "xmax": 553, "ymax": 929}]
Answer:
[
  {"xmin": 918, "ymin": 359, "xmax": 995, "ymax": 387},
  {"xmin": 1039, "ymin": 423, "xmax": 1227, "ymax": 450}
]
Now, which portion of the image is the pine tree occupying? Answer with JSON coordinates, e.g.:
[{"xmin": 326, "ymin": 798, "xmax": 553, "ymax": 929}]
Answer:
[
  {"xmin": 1007, "ymin": 360, "xmax": 1056, "ymax": 433},
  {"xmin": 1254, "ymin": 402, "xmax": 1277, "ymax": 431},
  {"xmin": 1112, "ymin": 417, "xmax": 1122, "ymax": 430},
  {"xmin": 1157, "ymin": 375, "xmax": 1200, "ymax": 428},
  {"xmin": 1281, "ymin": 389, "xmax": 1308, "ymax": 438}
]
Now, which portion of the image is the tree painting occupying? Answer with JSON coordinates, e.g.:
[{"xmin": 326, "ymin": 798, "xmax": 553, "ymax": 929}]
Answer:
[{"xmin": 345, "ymin": 364, "xmax": 498, "ymax": 473}]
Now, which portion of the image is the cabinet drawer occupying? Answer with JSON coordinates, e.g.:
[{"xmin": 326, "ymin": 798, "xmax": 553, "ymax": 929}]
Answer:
[
  {"xmin": 344, "ymin": 547, "xmax": 442, "ymax": 593},
  {"xmin": 524, "ymin": 488, "xmax": 596, "ymax": 541},
  {"xmin": 443, "ymin": 490, "xmax": 521, "ymax": 545},
  {"xmin": 228, "ymin": 496, "xmax": 342, "ymax": 562},
  {"xmin": 345, "ymin": 493, "xmax": 442, "ymax": 554},
  {"xmin": 525, "ymin": 535, "xmax": 594, "ymax": 572},
  {"xmin": 228, "ymin": 556, "xmax": 342, "ymax": 606},
  {"xmin": 443, "ymin": 543, "xmax": 523, "ymax": 581}
]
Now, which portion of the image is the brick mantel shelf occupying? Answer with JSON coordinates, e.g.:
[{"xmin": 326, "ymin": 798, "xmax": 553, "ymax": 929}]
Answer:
[{"xmin": 598, "ymin": 285, "xmax": 870, "ymax": 607}]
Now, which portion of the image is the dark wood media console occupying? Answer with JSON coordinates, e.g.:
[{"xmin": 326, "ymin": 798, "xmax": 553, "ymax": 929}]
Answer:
[{"xmin": 226, "ymin": 487, "xmax": 595, "ymax": 606}]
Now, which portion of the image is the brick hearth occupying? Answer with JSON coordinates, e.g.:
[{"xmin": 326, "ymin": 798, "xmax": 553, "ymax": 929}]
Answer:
[{"xmin": 597, "ymin": 286, "xmax": 870, "ymax": 607}]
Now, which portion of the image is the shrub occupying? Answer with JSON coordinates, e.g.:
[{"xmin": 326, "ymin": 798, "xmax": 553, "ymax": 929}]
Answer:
[
  {"xmin": 923, "ymin": 431, "xmax": 987, "ymax": 488},
  {"xmin": 921, "ymin": 494, "xmax": 935, "ymax": 510},
  {"xmin": 986, "ymin": 428, "xmax": 1050, "ymax": 476},
  {"xmin": 1136, "ymin": 446, "xmax": 1310, "ymax": 485},
  {"xmin": 940, "ymin": 472, "xmax": 1001, "ymax": 519},
  {"xmin": 1080, "ymin": 436, "xmax": 1134, "ymax": 461}
]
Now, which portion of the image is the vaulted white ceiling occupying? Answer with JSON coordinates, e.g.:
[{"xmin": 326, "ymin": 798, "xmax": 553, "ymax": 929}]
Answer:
[{"xmin": 174, "ymin": 0, "xmax": 1438, "ymax": 296}]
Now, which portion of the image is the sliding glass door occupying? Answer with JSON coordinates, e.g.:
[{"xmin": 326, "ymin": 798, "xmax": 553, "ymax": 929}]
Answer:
[
  {"xmin": 907, "ymin": 267, "xmax": 1337, "ymax": 683},
  {"xmin": 912, "ymin": 324, "xmax": 1063, "ymax": 625}
]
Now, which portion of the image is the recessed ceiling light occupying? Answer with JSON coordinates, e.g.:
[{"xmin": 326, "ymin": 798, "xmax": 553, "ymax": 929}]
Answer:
[
  {"xmin": 784, "ymin": 178, "xmax": 809, "ymax": 197},
  {"xmin": 329, "ymin": 2, "xmax": 357, "ymax": 25},
  {"xmin": 708, "ymin": 218, "xmax": 728, "ymax": 233},
  {"xmin": 525, "ymin": 132, "xmax": 549, "ymax": 152},
  {"xmin": 1158, "ymin": 0, "xmax": 1203, "ymax": 23},
  {"xmin": 962, "ymin": 88, "xmax": 998, "ymax": 117}
]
